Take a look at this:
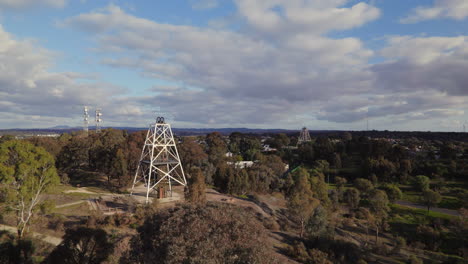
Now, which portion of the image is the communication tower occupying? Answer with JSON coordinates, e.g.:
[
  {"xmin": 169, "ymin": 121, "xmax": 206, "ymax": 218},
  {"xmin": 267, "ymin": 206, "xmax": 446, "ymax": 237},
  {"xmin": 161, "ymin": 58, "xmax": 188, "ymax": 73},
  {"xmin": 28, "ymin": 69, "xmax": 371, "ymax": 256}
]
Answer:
[
  {"xmin": 298, "ymin": 127, "xmax": 311, "ymax": 145},
  {"xmin": 83, "ymin": 106, "xmax": 89, "ymax": 135},
  {"xmin": 95, "ymin": 108, "xmax": 102, "ymax": 133},
  {"xmin": 131, "ymin": 116, "xmax": 186, "ymax": 203}
]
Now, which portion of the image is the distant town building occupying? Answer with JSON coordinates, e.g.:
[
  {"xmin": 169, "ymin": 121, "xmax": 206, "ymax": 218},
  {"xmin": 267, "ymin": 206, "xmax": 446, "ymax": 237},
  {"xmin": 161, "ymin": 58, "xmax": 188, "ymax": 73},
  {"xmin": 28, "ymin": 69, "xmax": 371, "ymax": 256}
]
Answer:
[{"xmin": 227, "ymin": 161, "xmax": 254, "ymax": 169}]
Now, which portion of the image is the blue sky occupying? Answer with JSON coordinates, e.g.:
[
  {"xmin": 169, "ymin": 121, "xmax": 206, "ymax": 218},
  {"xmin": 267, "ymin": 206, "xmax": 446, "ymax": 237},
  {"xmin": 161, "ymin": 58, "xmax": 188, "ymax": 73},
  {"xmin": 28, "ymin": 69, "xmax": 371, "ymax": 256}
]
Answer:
[{"xmin": 0, "ymin": 0, "xmax": 467, "ymax": 131}]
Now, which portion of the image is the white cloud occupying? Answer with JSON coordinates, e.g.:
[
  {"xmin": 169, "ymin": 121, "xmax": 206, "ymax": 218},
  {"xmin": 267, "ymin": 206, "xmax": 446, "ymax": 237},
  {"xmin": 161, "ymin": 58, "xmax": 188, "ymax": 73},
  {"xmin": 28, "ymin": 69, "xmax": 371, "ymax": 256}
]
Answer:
[
  {"xmin": 234, "ymin": 0, "xmax": 380, "ymax": 37},
  {"xmin": 0, "ymin": 24, "xmax": 147, "ymax": 128},
  {"xmin": 380, "ymin": 36, "xmax": 466, "ymax": 64},
  {"xmin": 58, "ymin": 4, "xmax": 468, "ymax": 129},
  {"xmin": 374, "ymin": 35, "xmax": 468, "ymax": 96},
  {"xmin": 401, "ymin": 0, "xmax": 468, "ymax": 23},
  {"xmin": 63, "ymin": 4, "xmax": 375, "ymax": 101}
]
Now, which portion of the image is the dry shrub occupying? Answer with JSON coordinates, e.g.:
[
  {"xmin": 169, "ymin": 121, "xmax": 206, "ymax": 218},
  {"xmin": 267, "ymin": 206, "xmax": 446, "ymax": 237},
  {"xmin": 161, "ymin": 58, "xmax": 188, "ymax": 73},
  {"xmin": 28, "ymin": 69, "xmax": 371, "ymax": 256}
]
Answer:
[
  {"xmin": 262, "ymin": 217, "xmax": 280, "ymax": 231},
  {"xmin": 86, "ymin": 210, "xmax": 104, "ymax": 228},
  {"xmin": 123, "ymin": 202, "xmax": 279, "ymax": 264},
  {"xmin": 47, "ymin": 214, "xmax": 66, "ymax": 232}
]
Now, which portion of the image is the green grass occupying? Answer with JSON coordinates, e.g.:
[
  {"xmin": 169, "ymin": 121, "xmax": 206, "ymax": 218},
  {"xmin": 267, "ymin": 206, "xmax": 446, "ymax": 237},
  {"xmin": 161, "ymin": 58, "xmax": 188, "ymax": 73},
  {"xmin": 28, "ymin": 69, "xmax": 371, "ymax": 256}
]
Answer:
[
  {"xmin": 438, "ymin": 196, "xmax": 464, "ymax": 210},
  {"xmin": 45, "ymin": 184, "xmax": 77, "ymax": 195},
  {"xmin": 401, "ymin": 189, "xmax": 465, "ymax": 210},
  {"xmin": 389, "ymin": 204, "xmax": 462, "ymax": 256},
  {"xmin": 54, "ymin": 202, "xmax": 90, "ymax": 216},
  {"xmin": 390, "ymin": 204, "xmax": 455, "ymax": 222},
  {"xmin": 401, "ymin": 191, "xmax": 420, "ymax": 203},
  {"xmin": 237, "ymin": 194, "xmax": 249, "ymax": 199}
]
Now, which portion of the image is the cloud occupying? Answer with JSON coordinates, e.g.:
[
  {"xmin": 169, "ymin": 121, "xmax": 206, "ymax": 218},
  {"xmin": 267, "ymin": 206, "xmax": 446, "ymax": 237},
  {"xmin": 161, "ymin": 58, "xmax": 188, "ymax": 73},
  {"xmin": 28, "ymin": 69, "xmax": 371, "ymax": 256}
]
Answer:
[
  {"xmin": 0, "ymin": 0, "xmax": 66, "ymax": 10},
  {"xmin": 63, "ymin": 4, "xmax": 375, "ymax": 104},
  {"xmin": 190, "ymin": 0, "xmax": 218, "ymax": 10},
  {"xmin": 0, "ymin": 24, "xmax": 147, "ymax": 128},
  {"xmin": 401, "ymin": 0, "xmax": 468, "ymax": 23},
  {"xmin": 374, "ymin": 36, "xmax": 468, "ymax": 96},
  {"xmin": 235, "ymin": 0, "xmax": 380, "ymax": 37},
  {"xmin": 59, "ymin": 4, "xmax": 467, "ymax": 129}
]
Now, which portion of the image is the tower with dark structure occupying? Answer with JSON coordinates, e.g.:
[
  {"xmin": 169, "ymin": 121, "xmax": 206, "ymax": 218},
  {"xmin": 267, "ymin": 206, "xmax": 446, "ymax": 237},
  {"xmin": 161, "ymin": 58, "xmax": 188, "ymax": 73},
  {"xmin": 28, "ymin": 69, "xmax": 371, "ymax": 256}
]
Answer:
[
  {"xmin": 297, "ymin": 127, "xmax": 311, "ymax": 145},
  {"xmin": 131, "ymin": 116, "xmax": 186, "ymax": 203}
]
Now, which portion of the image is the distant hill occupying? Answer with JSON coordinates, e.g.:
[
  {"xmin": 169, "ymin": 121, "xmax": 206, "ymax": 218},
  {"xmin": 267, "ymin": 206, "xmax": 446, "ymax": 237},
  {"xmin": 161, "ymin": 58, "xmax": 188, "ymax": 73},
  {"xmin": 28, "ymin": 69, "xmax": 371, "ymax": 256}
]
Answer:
[{"xmin": 1, "ymin": 127, "xmax": 467, "ymax": 141}]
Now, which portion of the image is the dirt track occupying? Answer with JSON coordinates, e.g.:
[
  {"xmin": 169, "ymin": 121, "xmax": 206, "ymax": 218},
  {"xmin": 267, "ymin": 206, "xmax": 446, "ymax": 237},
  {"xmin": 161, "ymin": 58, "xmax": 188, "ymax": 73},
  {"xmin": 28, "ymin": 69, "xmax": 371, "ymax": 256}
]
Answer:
[{"xmin": 0, "ymin": 224, "xmax": 62, "ymax": 246}]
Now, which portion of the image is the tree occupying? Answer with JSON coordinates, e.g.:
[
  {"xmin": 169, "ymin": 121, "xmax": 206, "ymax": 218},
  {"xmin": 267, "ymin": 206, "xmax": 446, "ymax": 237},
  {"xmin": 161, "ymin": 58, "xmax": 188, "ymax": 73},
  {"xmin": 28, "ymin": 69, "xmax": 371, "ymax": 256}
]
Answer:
[
  {"xmin": 44, "ymin": 227, "xmax": 113, "ymax": 264},
  {"xmin": 288, "ymin": 168, "xmax": 319, "ymax": 237},
  {"xmin": 109, "ymin": 148, "xmax": 128, "ymax": 187},
  {"xmin": 185, "ymin": 167, "xmax": 206, "ymax": 204},
  {"xmin": 124, "ymin": 203, "xmax": 276, "ymax": 264},
  {"xmin": 205, "ymin": 132, "xmax": 227, "ymax": 164},
  {"xmin": 271, "ymin": 133, "xmax": 290, "ymax": 149},
  {"xmin": 422, "ymin": 189, "xmax": 441, "ymax": 212},
  {"xmin": 413, "ymin": 175, "xmax": 430, "ymax": 191},
  {"xmin": 0, "ymin": 135, "xmax": 15, "ymax": 144},
  {"xmin": 297, "ymin": 142, "xmax": 314, "ymax": 165},
  {"xmin": 380, "ymin": 184, "xmax": 402, "ymax": 202},
  {"xmin": 368, "ymin": 190, "xmax": 390, "ymax": 243},
  {"xmin": 57, "ymin": 136, "xmax": 91, "ymax": 170},
  {"xmin": 28, "ymin": 137, "xmax": 63, "ymax": 158},
  {"xmin": 335, "ymin": 176, "xmax": 347, "ymax": 198},
  {"xmin": 310, "ymin": 172, "xmax": 330, "ymax": 205},
  {"xmin": 227, "ymin": 168, "xmax": 249, "ymax": 195},
  {"xmin": 345, "ymin": 188, "xmax": 360, "ymax": 209},
  {"xmin": 363, "ymin": 157, "xmax": 396, "ymax": 182},
  {"xmin": 398, "ymin": 159, "xmax": 412, "ymax": 182},
  {"xmin": 124, "ymin": 130, "xmax": 147, "ymax": 174},
  {"xmin": 247, "ymin": 164, "xmax": 273, "ymax": 193},
  {"xmin": 341, "ymin": 132, "xmax": 352, "ymax": 141},
  {"xmin": 0, "ymin": 236, "xmax": 35, "ymax": 264},
  {"xmin": 239, "ymin": 137, "xmax": 261, "ymax": 161},
  {"xmin": 306, "ymin": 205, "xmax": 329, "ymax": 239},
  {"xmin": 354, "ymin": 178, "xmax": 374, "ymax": 197},
  {"xmin": 314, "ymin": 137, "xmax": 334, "ymax": 162},
  {"xmin": 213, "ymin": 163, "xmax": 231, "ymax": 192},
  {"xmin": 331, "ymin": 153, "xmax": 342, "ymax": 169},
  {"xmin": 0, "ymin": 140, "xmax": 59, "ymax": 238},
  {"xmin": 178, "ymin": 137, "xmax": 207, "ymax": 169}
]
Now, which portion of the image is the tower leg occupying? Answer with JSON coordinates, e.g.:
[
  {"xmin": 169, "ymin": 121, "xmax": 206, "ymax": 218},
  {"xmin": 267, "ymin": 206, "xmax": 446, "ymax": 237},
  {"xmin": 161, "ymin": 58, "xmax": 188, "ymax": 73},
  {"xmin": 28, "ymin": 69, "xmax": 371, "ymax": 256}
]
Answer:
[{"xmin": 168, "ymin": 178, "xmax": 172, "ymax": 198}]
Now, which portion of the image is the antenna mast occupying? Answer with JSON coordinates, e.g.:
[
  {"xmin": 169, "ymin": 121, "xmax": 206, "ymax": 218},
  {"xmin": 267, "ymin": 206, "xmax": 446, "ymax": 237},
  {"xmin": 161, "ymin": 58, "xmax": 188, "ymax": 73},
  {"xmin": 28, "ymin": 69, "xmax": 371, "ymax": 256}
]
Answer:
[
  {"xmin": 83, "ymin": 106, "xmax": 89, "ymax": 135},
  {"xmin": 95, "ymin": 108, "xmax": 102, "ymax": 133},
  {"xmin": 131, "ymin": 115, "xmax": 186, "ymax": 203}
]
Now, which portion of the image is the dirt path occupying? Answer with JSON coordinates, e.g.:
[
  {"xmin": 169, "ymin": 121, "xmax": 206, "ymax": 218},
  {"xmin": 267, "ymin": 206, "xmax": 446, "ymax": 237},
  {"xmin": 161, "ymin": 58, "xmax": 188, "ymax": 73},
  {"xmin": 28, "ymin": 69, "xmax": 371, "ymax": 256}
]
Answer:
[
  {"xmin": 63, "ymin": 187, "xmax": 99, "ymax": 194},
  {"xmin": 0, "ymin": 224, "xmax": 62, "ymax": 246},
  {"xmin": 395, "ymin": 200, "xmax": 460, "ymax": 216},
  {"xmin": 55, "ymin": 200, "xmax": 87, "ymax": 208},
  {"xmin": 206, "ymin": 189, "xmax": 270, "ymax": 218}
]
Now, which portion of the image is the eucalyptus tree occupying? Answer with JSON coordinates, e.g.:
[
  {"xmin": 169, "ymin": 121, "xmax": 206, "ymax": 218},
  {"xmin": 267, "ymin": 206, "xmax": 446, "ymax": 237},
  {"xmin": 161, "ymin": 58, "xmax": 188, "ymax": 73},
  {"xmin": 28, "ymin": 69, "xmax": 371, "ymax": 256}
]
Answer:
[{"xmin": 0, "ymin": 140, "xmax": 59, "ymax": 238}]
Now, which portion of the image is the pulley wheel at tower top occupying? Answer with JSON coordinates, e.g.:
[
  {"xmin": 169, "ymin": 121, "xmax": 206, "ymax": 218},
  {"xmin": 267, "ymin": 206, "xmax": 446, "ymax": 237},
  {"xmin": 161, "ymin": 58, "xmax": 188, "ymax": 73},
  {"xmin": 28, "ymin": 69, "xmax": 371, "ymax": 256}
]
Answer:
[{"xmin": 156, "ymin": 117, "xmax": 165, "ymax": 124}]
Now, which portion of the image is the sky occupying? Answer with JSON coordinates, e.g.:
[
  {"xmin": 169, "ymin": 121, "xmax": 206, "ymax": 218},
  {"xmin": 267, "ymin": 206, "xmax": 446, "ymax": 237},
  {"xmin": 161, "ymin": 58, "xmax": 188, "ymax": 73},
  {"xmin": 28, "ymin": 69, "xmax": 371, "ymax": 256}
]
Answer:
[{"xmin": 0, "ymin": 0, "xmax": 467, "ymax": 131}]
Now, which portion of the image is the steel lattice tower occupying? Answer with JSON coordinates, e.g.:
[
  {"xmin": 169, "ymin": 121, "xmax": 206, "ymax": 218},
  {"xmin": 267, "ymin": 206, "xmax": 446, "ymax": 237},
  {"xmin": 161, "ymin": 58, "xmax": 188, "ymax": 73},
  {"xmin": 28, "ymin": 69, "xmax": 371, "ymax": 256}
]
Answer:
[
  {"xmin": 95, "ymin": 108, "xmax": 102, "ymax": 133},
  {"xmin": 83, "ymin": 106, "xmax": 89, "ymax": 135},
  {"xmin": 131, "ymin": 116, "xmax": 186, "ymax": 203},
  {"xmin": 298, "ymin": 127, "xmax": 311, "ymax": 145}
]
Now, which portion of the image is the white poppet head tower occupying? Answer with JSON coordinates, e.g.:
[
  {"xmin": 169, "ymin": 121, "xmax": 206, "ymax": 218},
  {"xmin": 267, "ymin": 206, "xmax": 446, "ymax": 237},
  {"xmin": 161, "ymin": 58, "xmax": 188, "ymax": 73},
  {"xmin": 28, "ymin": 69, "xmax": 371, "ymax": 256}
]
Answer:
[{"xmin": 131, "ymin": 116, "xmax": 186, "ymax": 203}]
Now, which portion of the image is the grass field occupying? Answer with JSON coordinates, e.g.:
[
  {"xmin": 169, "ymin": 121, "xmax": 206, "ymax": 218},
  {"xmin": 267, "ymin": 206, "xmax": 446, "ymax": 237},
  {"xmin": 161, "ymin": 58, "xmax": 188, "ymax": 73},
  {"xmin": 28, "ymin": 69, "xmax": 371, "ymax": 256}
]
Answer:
[{"xmin": 390, "ymin": 204, "xmax": 455, "ymax": 223}]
